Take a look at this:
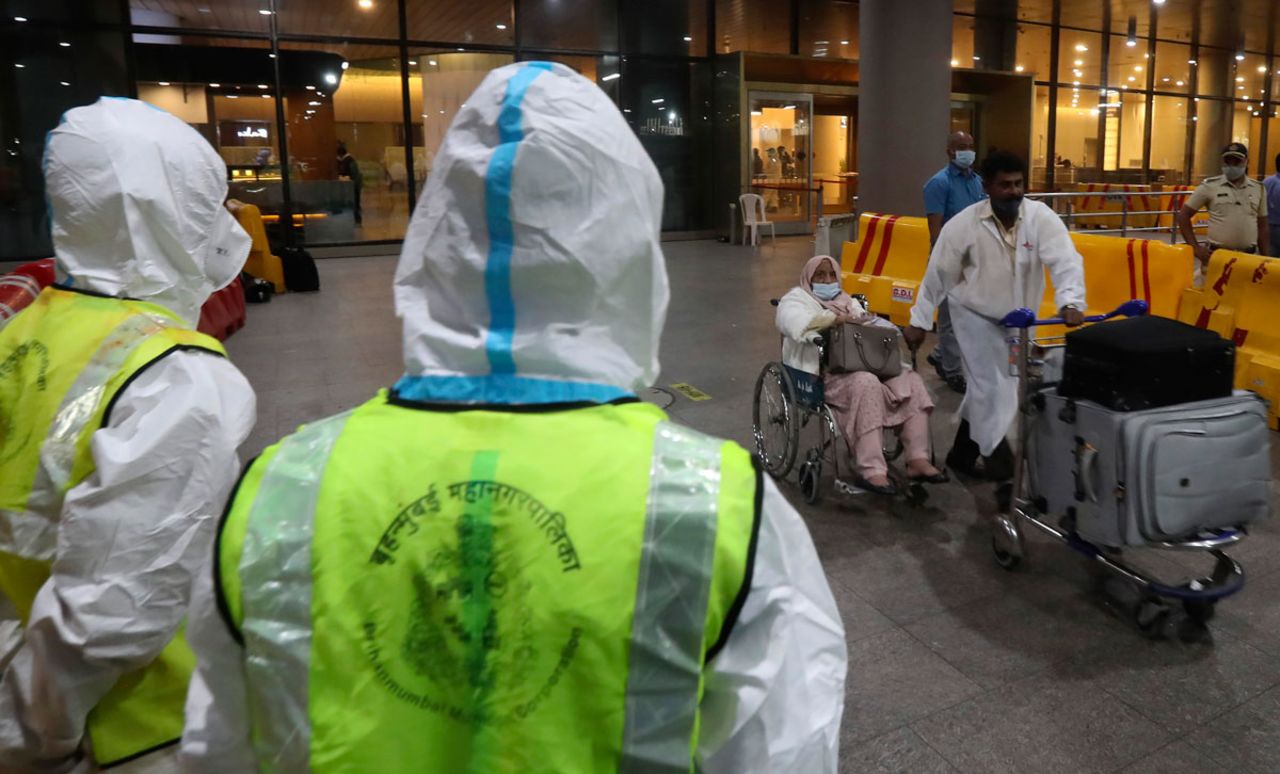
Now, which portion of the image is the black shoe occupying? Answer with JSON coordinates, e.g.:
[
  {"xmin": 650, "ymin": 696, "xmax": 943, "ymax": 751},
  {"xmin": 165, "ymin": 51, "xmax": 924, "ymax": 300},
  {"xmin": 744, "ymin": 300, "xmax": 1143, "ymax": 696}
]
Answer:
[
  {"xmin": 927, "ymin": 350, "xmax": 941, "ymax": 368},
  {"xmin": 853, "ymin": 474, "xmax": 898, "ymax": 496},
  {"xmin": 945, "ymin": 448, "xmax": 982, "ymax": 479},
  {"xmin": 943, "ymin": 373, "xmax": 967, "ymax": 394},
  {"xmin": 995, "ymin": 482, "xmax": 1013, "ymax": 512},
  {"xmin": 909, "ymin": 469, "xmax": 951, "ymax": 484}
]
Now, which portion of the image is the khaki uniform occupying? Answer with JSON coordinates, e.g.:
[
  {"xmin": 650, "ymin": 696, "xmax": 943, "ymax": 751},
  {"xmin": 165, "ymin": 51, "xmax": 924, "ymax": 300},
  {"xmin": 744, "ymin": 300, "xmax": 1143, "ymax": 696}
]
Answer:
[{"xmin": 1185, "ymin": 175, "xmax": 1268, "ymax": 250}]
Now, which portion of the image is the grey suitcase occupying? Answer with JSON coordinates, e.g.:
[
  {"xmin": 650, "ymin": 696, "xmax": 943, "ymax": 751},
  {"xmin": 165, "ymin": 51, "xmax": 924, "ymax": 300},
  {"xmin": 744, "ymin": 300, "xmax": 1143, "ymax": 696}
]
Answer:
[{"xmin": 1030, "ymin": 390, "xmax": 1271, "ymax": 547}]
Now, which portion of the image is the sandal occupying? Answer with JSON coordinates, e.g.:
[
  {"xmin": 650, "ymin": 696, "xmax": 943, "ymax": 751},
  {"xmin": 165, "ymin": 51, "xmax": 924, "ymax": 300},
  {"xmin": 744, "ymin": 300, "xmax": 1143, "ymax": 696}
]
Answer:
[
  {"xmin": 853, "ymin": 475, "xmax": 898, "ymax": 496},
  {"xmin": 909, "ymin": 470, "xmax": 951, "ymax": 484}
]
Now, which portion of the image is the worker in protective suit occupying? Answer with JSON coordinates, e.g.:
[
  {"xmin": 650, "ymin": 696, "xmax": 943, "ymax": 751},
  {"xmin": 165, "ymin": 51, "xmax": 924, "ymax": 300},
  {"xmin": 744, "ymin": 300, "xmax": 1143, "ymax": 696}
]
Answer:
[
  {"xmin": 181, "ymin": 62, "xmax": 846, "ymax": 773},
  {"xmin": 0, "ymin": 97, "xmax": 256, "ymax": 772}
]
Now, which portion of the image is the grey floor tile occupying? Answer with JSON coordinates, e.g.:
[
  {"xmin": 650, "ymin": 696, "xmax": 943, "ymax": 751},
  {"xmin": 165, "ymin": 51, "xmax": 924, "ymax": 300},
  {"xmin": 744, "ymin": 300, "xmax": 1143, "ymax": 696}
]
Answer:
[
  {"xmin": 826, "ymin": 574, "xmax": 898, "ymax": 645},
  {"xmin": 840, "ymin": 727, "xmax": 957, "ymax": 774},
  {"xmin": 1214, "ymin": 568, "xmax": 1280, "ymax": 657},
  {"xmin": 1119, "ymin": 741, "xmax": 1231, "ymax": 774},
  {"xmin": 911, "ymin": 673, "xmax": 1173, "ymax": 773},
  {"xmin": 1060, "ymin": 631, "xmax": 1280, "ymax": 735},
  {"xmin": 841, "ymin": 628, "xmax": 982, "ymax": 746},
  {"xmin": 1185, "ymin": 684, "xmax": 1280, "ymax": 774}
]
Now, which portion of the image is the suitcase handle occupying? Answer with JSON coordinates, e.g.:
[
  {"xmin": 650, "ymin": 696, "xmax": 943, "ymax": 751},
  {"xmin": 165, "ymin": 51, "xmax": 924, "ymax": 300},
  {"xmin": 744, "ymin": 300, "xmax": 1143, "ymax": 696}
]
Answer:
[
  {"xmin": 1078, "ymin": 443, "xmax": 1100, "ymax": 504},
  {"xmin": 999, "ymin": 299, "xmax": 1149, "ymax": 329}
]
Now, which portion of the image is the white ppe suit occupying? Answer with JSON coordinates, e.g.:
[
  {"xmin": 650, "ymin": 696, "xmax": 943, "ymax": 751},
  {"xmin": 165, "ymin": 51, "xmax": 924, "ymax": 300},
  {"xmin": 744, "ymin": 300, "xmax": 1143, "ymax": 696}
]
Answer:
[
  {"xmin": 180, "ymin": 62, "xmax": 847, "ymax": 773},
  {"xmin": 910, "ymin": 198, "xmax": 1085, "ymax": 455},
  {"xmin": 0, "ymin": 98, "xmax": 256, "ymax": 772}
]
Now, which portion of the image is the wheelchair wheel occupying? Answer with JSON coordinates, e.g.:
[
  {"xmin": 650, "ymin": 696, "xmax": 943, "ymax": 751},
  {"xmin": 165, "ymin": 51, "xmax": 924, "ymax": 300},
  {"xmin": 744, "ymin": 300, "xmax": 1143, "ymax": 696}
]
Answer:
[
  {"xmin": 800, "ymin": 460, "xmax": 822, "ymax": 505},
  {"xmin": 753, "ymin": 362, "xmax": 800, "ymax": 478}
]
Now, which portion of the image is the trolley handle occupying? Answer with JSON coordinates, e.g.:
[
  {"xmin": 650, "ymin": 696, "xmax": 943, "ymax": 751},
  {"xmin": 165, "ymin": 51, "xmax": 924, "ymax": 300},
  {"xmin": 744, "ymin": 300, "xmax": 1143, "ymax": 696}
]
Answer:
[{"xmin": 998, "ymin": 299, "xmax": 1148, "ymax": 330}]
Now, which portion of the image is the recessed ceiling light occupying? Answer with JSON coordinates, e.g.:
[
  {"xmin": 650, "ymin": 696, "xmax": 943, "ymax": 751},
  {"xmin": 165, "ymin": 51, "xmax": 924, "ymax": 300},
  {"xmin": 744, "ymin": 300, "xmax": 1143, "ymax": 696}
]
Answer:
[
  {"xmin": 682, "ymin": 35, "xmax": 692, "ymax": 42},
  {"xmin": 227, "ymin": 95, "xmax": 238, "ymax": 99},
  {"xmin": 651, "ymin": 98, "xmax": 665, "ymax": 104},
  {"xmin": 14, "ymin": 16, "xmax": 27, "ymax": 21},
  {"xmin": 496, "ymin": 23, "xmax": 507, "ymax": 30},
  {"xmin": 950, "ymin": 59, "xmax": 958, "ymax": 67},
  {"xmin": 259, "ymin": 9, "xmax": 272, "ymax": 15},
  {"xmin": 408, "ymin": 60, "xmax": 417, "ymax": 66},
  {"xmin": 306, "ymin": 85, "xmax": 315, "ymax": 90},
  {"xmin": 840, "ymin": 40, "xmax": 849, "ymax": 45},
  {"xmin": 209, "ymin": 82, "xmax": 220, "ymax": 87},
  {"xmin": 341, "ymin": 61, "xmax": 349, "ymax": 70},
  {"xmin": 1015, "ymin": 65, "xmax": 1024, "ymax": 72},
  {"xmin": 358, "ymin": 0, "xmax": 373, "ymax": 8},
  {"xmin": 973, "ymin": 55, "xmax": 981, "ymax": 61},
  {"xmin": 324, "ymin": 73, "xmax": 338, "ymax": 84},
  {"xmin": 159, "ymin": 81, "xmax": 170, "ymax": 86},
  {"xmin": 428, "ymin": 60, "xmax": 437, "ymax": 66},
  {"xmin": 1176, "ymin": 80, "xmax": 1184, "ymax": 86},
  {"xmin": 1188, "ymin": 59, "xmax": 1197, "ymax": 65},
  {"xmin": 601, "ymin": 73, "xmax": 620, "ymax": 82},
  {"xmin": 1258, "ymin": 65, "xmax": 1267, "ymax": 73},
  {"xmin": 59, "ymin": 81, "xmax": 69, "ymax": 86},
  {"xmin": 1237, "ymin": 76, "xmax": 1245, "ymax": 82},
  {"xmin": 59, "ymin": 42, "xmax": 70, "ymax": 48},
  {"xmin": 1075, "ymin": 43, "xmax": 1088, "ymax": 52},
  {"xmin": 268, "ymin": 53, "xmax": 276, "ymax": 58},
  {"xmin": 258, "ymin": 84, "xmax": 269, "ymax": 89}
]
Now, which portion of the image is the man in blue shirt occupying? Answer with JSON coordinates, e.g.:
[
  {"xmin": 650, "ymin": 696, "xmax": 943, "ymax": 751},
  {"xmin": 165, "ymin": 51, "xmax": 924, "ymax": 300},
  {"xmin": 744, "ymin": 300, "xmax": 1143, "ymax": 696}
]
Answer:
[
  {"xmin": 1266, "ymin": 152, "xmax": 1280, "ymax": 257},
  {"xmin": 922, "ymin": 131, "xmax": 986, "ymax": 393}
]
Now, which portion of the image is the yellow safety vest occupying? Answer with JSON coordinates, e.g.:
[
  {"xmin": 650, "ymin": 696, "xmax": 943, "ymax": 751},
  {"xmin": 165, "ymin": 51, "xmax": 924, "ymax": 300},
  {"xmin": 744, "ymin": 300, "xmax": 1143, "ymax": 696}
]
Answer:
[
  {"xmin": 0, "ymin": 287, "xmax": 225, "ymax": 766},
  {"xmin": 217, "ymin": 393, "xmax": 761, "ymax": 773}
]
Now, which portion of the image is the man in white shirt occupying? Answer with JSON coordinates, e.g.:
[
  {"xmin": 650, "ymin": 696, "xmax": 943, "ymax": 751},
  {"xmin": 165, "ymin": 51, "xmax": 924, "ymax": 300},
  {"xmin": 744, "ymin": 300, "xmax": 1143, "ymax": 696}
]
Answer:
[{"xmin": 904, "ymin": 151, "xmax": 1085, "ymax": 492}]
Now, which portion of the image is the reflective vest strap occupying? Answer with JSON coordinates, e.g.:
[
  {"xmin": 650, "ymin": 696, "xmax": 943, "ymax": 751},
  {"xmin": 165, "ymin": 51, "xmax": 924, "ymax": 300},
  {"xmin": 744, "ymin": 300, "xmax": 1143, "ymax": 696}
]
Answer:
[
  {"xmin": 238, "ymin": 412, "xmax": 351, "ymax": 772},
  {"xmin": 620, "ymin": 421, "xmax": 724, "ymax": 774}
]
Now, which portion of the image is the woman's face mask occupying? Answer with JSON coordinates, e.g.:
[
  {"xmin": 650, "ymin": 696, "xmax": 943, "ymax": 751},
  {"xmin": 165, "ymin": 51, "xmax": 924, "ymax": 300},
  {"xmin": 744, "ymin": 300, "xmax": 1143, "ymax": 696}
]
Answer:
[{"xmin": 811, "ymin": 282, "xmax": 841, "ymax": 301}]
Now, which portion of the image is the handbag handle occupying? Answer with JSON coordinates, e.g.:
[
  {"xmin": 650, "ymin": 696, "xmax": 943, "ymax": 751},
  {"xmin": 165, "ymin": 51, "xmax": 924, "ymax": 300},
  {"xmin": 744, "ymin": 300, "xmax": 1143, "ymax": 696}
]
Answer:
[{"xmin": 851, "ymin": 329, "xmax": 895, "ymax": 372}]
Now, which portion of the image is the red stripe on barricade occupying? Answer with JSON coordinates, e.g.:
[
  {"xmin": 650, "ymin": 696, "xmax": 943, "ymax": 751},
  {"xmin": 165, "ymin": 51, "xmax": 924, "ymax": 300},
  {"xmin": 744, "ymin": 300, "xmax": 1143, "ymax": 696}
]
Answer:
[
  {"xmin": 854, "ymin": 215, "xmax": 882, "ymax": 274},
  {"xmin": 1081, "ymin": 183, "xmax": 1098, "ymax": 211},
  {"xmin": 871, "ymin": 216, "xmax": 902, "ymax": 276},
  {"xmin": 1194, "ymin": 307, "xmax": 1212, "ymax": 328},
  {"xmin": 1140, "ymin": 240, "xmax": 1152, "ymax": 303},
  {"xmin": 1234, "ymin": 328, "xmax": 1250, "ymax": 347},
  {"xmin": 1126, "ymin": 240, "xmax": 1138, "ymax": 299}
]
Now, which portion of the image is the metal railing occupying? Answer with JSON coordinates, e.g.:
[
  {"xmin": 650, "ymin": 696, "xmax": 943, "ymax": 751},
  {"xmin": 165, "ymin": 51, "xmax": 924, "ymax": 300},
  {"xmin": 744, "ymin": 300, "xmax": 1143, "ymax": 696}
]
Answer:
[{"xmin": 1026, "ymin": 190, "xmax": 1206, "ymax": 242}]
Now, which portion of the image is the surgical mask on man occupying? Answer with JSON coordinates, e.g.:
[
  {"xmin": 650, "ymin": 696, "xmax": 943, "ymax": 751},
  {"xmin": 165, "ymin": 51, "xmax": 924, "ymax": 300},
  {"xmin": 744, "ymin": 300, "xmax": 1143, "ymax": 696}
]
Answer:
[
  {"xmin": 811, "ymin": 282, "xmax": 841, "ymax": 300},
  {"xmin": 991, "ymin": 195, "xmax": 1023, "ymax": 219},
  {"xmin": 953, "ymin": 150, "xmax": 976, "ymax": 169},
  {"xmin": 1222, "ymin": 163, "xmax": 1247, "ymax": 181}
]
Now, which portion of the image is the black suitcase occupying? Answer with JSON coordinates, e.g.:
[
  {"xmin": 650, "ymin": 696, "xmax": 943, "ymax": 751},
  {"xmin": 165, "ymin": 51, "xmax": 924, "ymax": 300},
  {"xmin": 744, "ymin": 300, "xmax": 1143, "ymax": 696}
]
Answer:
[
  {"xmin": 280, "ymin": 246, "xmax": 320, "ymax": 292},
  {"xmin": 1058, "ymin": 316, "xmax": 1234, "ymax": 411},
  {"xmin": 240, "ymin": 272, "xmax": 274, "ymax": 303}
]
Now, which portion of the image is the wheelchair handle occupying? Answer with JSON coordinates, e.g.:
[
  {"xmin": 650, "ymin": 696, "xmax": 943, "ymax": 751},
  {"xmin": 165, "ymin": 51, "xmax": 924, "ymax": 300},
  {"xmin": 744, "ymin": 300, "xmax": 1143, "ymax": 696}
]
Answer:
[{"xmin": 999, "ymin": 299, "xmax": 1148, "ymax": 330}]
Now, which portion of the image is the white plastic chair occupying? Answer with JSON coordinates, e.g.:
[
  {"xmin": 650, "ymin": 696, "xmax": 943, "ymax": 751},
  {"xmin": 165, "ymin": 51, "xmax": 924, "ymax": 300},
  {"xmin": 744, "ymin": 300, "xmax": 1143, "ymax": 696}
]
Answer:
[{"xmin": 739, "ymin": 193, "xmax": 776, "ymax": 248}]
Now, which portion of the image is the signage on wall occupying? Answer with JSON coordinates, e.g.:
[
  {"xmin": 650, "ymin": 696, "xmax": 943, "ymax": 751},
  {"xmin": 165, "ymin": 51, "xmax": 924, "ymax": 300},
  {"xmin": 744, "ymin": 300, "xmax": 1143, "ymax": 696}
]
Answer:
[{"xmin": 237, "ymin": 126, "xmax": 269, "ymax": 139}]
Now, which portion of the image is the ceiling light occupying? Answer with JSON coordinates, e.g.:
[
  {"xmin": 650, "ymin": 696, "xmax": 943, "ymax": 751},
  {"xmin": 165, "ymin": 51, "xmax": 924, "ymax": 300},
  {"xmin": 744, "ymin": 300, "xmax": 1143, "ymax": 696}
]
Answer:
[
  {"xmin": 840, "ymin": 40, "xmax": 849, "ymax": 45},
  {"xmin": 1192, "ymin": 116, "xmax": 1198, "ymax": 121},
  {"xmin": 59, "ymin": 81, "xmax": 69, "ymax": 86},
  {"xmin": 1126, "ymin": 39, "xmax": 1137, "ymax": 48},
  {"xmin": 308, "ymin": 100, "xmax": 321, "ymax": 106},
  {"xmin": 439, "ymin": 109, "xmax": 445, "ymax": 114},
  {"xmin": 358, "ymin": 0, "xmax": 373, "ymax": 7},
  {"xmin": 1134, "ymin": 65, "xmax": 1143, "ymax": 72},
  {"xmin": 1238, "ymin": 85, "xmax": 1245, "ymax": 90},
  {"xmin": 682, "ymin": 35, "xmax": 692, "ymax": 42},
  {"xmin": 1237, "ymin": 76, "xmax": 1245, "ymax": 82},
  {"xmin": 1188, "ymin": 59, "xmax": 1197, "ymax": 65},
  {"xmin": 1128, "ymin": 76, "xmax": 1136, "ymax": 82},
  {"xmin": 59, "ymin": 42, "xmax": 70, "ymax": 48},
  {"xmin": 1074, "ymin": 59, "xmax": 1084, "ymax": 66},
  {"xmin": 14, "ymin": 16, "xmax": 27, "ymax": 21},
  {"xmin": 259, "ymin": 8, "xmax": 272, "ymax": 15},
  {"xmin": 268, "ymin": 53, "xmax": 276, "ymax": 59},
  {"xmin": 601, "ymin": 73, "xmax": 620, "ymax": 82},
  {"xmin": 258, "ymin": 84, "xmax": 269, "ymax": 89},
  {"xmin": 972, "ymin": 55, "xmax": 981, "ymax": 61},
  {"xmin": 950, "ymin": 59, "xmax": 958, "ymax": 66},
  {"xmin": 1235, "ymin": 52, "xmax": 1245, "ymax": 61},
  {"xmin": 1153, "ymin": 0, "xmax": 1165, "ymax": 5},
  {"xmin": 306, "ymin": 85, "xmax": 315, "ymax": 90},
  {"xmin": 428, "ymin": 60, "xmax": 437, "ymax": 66},
  {"xmin": 1258, "ymin": 65, "xmax": 1267, "ymax": 73},
  {"xmin": 209, "ymin": 82, "xmax": 220, "ymax": 87},
  {"xmin": 1073, "ymin": 69, "xmax": 1083, "ymax": 76},
  {"xmin": 456, "ymin": 47, "xmax": 465, "ymax": 51},
  {"xmin": 261, "ymin": 94, "xmax": 270, "ymax": 99},
  {"xmin": 1073, "ymin": 80, "xmax": 1080, "ymax": 86},
  {"xmin": 324, "ymin": 73, "xmax": 338, "ymax": 84},
  {"xmin": 341, "ymin": 62, "xmax": 350, "ymax": 71},
  {"xmin": 159, "ymin": 81, "xmax": 170, "ymax": 86},
  {"xmin": 651, "ymin": 98, "xmax": 664, "ymax": 104},
  {"xmin": 782, "ymin": 104, "xmax": 796, "ymax": 109},
  {"xmin": 226, "ymin": 95, "xmax": 238, "ymax": 99},
  {"xmin": 408, "ymin": 60, "xmax": 417, "ymax": 65},
  {"xmin": 1015, "ymin": 65, "xmax": 1025, "ymax": 72},
  {"xmin": 1075, "ymin": 43, "xmax": 1088, "ymax": 52},
  {"xmin": 1176, "ymin": 80, "xmax": 1184, "ymax": 86},
  {"xmin": 1125, "ymin": 16, "xmax": 1137, "ymax": 47},
  {"xmin": 497, "ymin": 23, "xmax": 508, "ymax": 30}
]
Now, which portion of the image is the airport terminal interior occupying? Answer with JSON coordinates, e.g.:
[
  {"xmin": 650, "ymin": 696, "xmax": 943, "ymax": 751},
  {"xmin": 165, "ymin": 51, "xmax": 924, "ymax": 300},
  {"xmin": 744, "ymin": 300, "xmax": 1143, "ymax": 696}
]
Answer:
[{"xmin": 4, "ymin": 0, "xmax": 1280, "ymax": 772}]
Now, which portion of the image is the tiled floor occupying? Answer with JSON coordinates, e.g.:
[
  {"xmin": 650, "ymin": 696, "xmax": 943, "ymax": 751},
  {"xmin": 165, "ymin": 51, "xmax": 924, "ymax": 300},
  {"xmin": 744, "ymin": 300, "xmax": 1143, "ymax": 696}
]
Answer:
[{"xmin": 226, "ymin": 237, "xmax": 1280, "ymax": 773}]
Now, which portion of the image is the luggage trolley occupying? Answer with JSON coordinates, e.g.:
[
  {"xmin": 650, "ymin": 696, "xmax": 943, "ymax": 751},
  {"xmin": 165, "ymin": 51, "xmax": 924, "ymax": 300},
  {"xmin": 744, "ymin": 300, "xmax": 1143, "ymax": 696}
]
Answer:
[
  {"xmin": 753, "ymin": 297, "xmax": 931, "ymax": 507},
  {"xmin": 993, "ymin": 299, "xmax": 1249, "ymax": 637}
]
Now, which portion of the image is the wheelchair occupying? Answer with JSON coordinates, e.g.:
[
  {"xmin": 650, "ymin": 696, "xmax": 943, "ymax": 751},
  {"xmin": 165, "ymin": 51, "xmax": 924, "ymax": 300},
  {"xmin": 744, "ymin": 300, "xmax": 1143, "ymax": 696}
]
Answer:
[{"xmin": 752, "ymin": 297, "xmax": 931, "ymax": 507}]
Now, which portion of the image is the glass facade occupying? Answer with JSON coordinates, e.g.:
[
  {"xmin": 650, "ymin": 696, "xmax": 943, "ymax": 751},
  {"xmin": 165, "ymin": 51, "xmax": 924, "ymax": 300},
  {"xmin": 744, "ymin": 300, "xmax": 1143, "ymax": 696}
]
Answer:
[{"xmin": 3, "ymin": 1, "xmax": 1280, "ymax": 259}]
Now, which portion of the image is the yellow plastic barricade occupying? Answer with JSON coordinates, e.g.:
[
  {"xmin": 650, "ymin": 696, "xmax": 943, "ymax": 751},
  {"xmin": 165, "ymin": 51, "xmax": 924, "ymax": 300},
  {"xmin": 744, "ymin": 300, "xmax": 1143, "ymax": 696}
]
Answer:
[
  {"xmin": 839, "ymin": 213, "xmax": 932, "ymax": 326},
  {"xmin": 1073, "ymin": 183, "xmax": 1159, "ymax": 229},
  {"xmin": 233, "ymin": 203, "xmax": 287, "ymax": 294},
  {"xmin": 1179, "ymin": 251, "xmax": 1280, "ymax": 428}
]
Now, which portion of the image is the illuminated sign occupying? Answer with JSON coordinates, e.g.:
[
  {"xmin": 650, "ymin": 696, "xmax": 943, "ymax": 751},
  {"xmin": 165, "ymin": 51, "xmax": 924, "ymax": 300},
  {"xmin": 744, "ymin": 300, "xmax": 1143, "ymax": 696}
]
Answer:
[{"xmin": 236, "ymin": 126, "xmax": 268, "ymax": 139}]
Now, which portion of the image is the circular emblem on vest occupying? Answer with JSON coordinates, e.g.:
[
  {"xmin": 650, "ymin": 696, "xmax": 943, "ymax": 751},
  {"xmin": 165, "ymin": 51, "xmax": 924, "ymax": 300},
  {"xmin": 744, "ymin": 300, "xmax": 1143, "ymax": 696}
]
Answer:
[{"xmin": 361, "ymin": 480, "xmax": 583, "ymax": 724}]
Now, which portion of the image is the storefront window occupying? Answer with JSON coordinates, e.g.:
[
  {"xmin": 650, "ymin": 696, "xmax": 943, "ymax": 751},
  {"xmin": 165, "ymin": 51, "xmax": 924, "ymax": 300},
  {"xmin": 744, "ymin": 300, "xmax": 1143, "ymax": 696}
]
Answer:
[
  {"xmin": 798, "ymin": 0, "xmax": 857, "ymax": 60},
  {"xmin": 1149, "ymin": 95, "xmax": 1189, "ymax": 184},
  {"xmin": 1054, "ymin": 86, "xmax": 1100, "ymax": 183},
  {"xmin": 952, "ymin": 15, "xmax": 975, "ymax": 68},
  {"xmin": 1058, "ymin": 30, "xmax": 1102, "ymax": 88},
  {"xmin": 715, "ymin": 0, "xmax": 791, "ymax": 55},
  {"xmin": 1152, "ymin": 41, "xmax": 1191, "ymax": 95},
  {"xmin": 1016, "ymin": 24, "xmax": 1053, "ymax": 80},
  {"xmin": 1106, "ymin": 34, "xmax": 1151, "ymax": 95},
  {"xmin": 404, "ymin": 0, "xmax": 514, "ymax": 46}
]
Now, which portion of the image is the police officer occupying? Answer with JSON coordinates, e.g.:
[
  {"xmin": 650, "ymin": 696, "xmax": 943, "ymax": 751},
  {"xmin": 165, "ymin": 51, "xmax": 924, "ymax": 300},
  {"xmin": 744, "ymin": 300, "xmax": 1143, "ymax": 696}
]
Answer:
[
  {"xmin": 1177, "ymin": 142, "xmax": 1270, "ymax": 284},
  {"xmin": 181, "ymin": 63, "xmax": 847, "ymax": 773}
]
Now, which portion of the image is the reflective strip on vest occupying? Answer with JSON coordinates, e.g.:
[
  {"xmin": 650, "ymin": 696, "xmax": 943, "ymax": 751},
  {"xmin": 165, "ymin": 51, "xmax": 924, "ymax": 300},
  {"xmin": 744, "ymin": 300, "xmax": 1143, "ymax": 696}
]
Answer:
[
  {"xmin": 6, "ymin": 311, "xmax": 172, "ymax": 562},
  {"xmin": 238, "ymin": 412, "xmax": 351, "ymax": 772},
  {"xmin": 620, "ymin": 422, "xmax": 723, "ymax": 773}
]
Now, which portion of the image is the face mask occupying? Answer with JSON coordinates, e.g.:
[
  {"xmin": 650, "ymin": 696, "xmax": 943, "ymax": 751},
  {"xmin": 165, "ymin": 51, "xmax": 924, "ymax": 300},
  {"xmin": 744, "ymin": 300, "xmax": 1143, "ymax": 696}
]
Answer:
[
  {"xmin": 811, "ymin": 282, "xmax": 841, "ymax": 300},
  {"xmin": 1222, "ymin": 164, "xmax": 1246, "ymax": 181},
  {"xmin": 953, "ymin": 150, "xmax": 976, "ymax": 168},
  {"xmin": 991, "ymin": 195, "xmax": 1023, "ymax": 219}
]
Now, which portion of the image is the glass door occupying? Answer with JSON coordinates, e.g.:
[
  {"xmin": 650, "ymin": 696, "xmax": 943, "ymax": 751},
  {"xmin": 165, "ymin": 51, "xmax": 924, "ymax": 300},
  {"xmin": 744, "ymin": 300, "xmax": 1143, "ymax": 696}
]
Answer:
[{"xmin": 748, "ymin": 91, "xmax": 814, "ymax": 234}]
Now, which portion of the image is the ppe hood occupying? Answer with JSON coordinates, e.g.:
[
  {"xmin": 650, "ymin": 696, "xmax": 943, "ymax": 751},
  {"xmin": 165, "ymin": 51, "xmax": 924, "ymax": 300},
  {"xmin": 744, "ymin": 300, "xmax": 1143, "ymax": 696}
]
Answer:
[
  {"xmin": 44, "ymin": 97, "xmax": 250, "ymax": 326},
  {"xmin": 394, "ymin": 62, "xmax": 669, "ymax": 404}
]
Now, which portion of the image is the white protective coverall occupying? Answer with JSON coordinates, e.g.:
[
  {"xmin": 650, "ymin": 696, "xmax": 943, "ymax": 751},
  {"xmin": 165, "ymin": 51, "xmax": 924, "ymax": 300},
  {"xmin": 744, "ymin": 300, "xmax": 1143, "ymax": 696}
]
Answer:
[
  {"xmin": 0, "ymin": 97, "xmax": 256, "ymax": 773},
  {"xmin": 180, "ymin": 62, "xmax": 847, "ymax": 773},
  {"xmin": 909, "ymin": 198, "xmax": 1085, "ymax": 455}
]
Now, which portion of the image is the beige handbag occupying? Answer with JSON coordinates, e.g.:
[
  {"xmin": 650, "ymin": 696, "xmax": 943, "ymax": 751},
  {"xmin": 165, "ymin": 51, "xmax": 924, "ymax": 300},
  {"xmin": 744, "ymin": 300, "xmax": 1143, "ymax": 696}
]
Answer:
[{"xmin": 826, "ymin": 322, "xmax": 903, "ymax": 378}]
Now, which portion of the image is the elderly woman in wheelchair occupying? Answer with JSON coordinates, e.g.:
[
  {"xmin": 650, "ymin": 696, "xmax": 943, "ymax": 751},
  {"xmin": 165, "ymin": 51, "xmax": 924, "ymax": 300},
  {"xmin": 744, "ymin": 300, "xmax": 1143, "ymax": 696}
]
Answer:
[{"xmin": 772, "ymin": 255, "xmax": 946, "ymax": 496}]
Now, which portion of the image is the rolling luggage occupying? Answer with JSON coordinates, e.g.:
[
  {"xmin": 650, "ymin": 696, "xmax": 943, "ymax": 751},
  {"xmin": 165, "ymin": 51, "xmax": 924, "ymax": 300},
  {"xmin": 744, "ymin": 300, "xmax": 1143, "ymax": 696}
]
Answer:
[
  {"xmin": 1057, "ymin": 316, "xmax": 1234, "ymax": 411},
  {"xmin": 1031, "ymin": 390, "xmax": 1271, "ymax": 547},
  {"xmin": 280, "ymin": 245, "xmax": 320, "ymax": 292}
]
